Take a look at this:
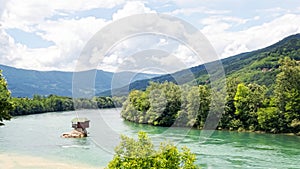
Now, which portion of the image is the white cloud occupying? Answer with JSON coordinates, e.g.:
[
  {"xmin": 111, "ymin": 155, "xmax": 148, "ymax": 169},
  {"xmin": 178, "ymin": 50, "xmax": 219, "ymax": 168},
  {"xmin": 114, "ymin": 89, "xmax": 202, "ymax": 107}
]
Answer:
[
  {"xmin": 0, "ymin": 28, "xmax": 62, "ymax": 70},
  {"xmin": 37, "ymin": 17, "xmax": 107, "ymax": 63},
  {"xmin": 201, "ymin": 15, "xmax": 250, "ymax": 28},
  {"xmin": 112, "ymin": 1, "xmax": 156, "ymax": 21},
  {"xmin": 1, "ymin": 0, "xmax": 124, "ymax": 30},
  {"xmin": 173, "ymin": 44, "xmax": 199, "ymax": 66},
  {"xmin": 0, "ymin": 0, "xmax": 123, "ymax": 71},
  {"xmin": 222, "ymin": 41, "xmax": 249, "ymax": 58},
  {"xmin": 0, "ymin": 16, "xmax": 109, "ymax": 71},
  {"xmin": 170, "ymin": 7, "xmax": 230, "ymax": 16},
  {"xmin": 0, "ymin": 0, "xmax": 161, "ymax": 71},
  {"xmin": 202, "ymin": 14, "xmax": 300, "ymax": 58},
  {"xmin": 0, "ymin": 0, "xmax": 300, "ymax": 73},
  {"xmin": 97, "ymin": 33, "xmax": 201, "ymax": 73},
  {"xmin": 158, "ymin": 38, "xmax": 168, "ymax": 46},
  {"xmin": 0, "ymin": 29, "xmax": 16, "ymax": 63},
  {"xmin": 171, "ymin": 0, "xmax": 207, "ymax": 7},
  {"xmin": 103, "ymin": 54, "xmax": 118, "ymax": 65}
]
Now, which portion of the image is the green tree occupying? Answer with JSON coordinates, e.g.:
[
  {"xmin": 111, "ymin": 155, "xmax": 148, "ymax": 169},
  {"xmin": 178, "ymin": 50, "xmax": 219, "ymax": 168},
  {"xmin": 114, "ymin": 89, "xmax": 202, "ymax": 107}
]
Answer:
[
  {"xmin": 234, "ymin": 83, "xmax": 266, "ymax": 130},
  {"xmin": 183, "ymin": 85, "xmax": 211, "ymax": 128},
  {"xmin": 274, "ymin": 57, "xmax": 300, "ymax": 133},
  {"xmin": 257, "ymin": 107, "xmax": 281, "ymax": 133},
  {"xmin": 220, "ymin": 78, "xmax": 240, "ymax": 129},
  {"xmin": 146, "ymin": 87, "xmax": 167, "ymax": 125},
  {"xmin": 158, "ymin": 82, "xmax": 182, "ymax": 126},
  {"xmin": 107, "ymin": 131, "xmax": 199, "ymax": 169},
  {"xmin": 121, "ymin": 90, "xmax": 149, "ymax": 123},
  {"xmin": 176, "ymin": 85, "xmax": 191, "ymax": 127},
  {"xmin": 0, "ymin": 70, "xmax": 14, "ymax": 125}
]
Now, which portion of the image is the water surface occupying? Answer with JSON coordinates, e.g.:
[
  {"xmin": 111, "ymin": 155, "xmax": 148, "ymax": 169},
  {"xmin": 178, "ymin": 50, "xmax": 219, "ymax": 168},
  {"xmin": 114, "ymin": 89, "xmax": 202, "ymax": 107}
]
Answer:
[{"xmin": 0, "ymin": 109, "xmax": 299, "ymax": 168}]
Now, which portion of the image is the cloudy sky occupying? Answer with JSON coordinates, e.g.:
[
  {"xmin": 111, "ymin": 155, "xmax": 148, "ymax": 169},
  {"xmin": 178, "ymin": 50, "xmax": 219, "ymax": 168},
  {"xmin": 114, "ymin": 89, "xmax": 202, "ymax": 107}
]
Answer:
[{"xmin": 0, "ymin": 0, "xmax": 300, "ymax": 73}]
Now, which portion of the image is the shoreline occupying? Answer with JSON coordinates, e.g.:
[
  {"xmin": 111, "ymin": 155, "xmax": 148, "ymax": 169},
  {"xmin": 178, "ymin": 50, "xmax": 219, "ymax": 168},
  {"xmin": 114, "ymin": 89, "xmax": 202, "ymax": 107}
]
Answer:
[
  {"xmin": 124, "ymin": 119, "xmax": 300, "ymax": 136},
  {"xmin": 8, "ymin": 108, "xmax": 299, "ymax": 137},
  {"xmin": 0, "ymin": 153, "xmax": 104, "ymax": 169}
]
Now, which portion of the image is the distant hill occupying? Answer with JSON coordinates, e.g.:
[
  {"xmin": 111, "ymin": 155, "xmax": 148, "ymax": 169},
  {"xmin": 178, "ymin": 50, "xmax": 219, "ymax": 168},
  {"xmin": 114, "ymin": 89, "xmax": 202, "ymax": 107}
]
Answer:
[
  {"xmin": 3, "ymin": 34, "xmax": 300, "ymax": 97},
  {"xmin": 100, "ymin": 33, "xmax": 300, "ymax": 96},
  {"xmin": 0, "ymin": 65, "xmax": 158, "ymax": 97}
]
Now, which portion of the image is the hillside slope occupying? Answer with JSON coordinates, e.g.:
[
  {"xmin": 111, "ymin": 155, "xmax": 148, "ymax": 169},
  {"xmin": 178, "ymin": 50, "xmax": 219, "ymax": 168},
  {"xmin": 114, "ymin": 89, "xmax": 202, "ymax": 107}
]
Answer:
[
  {"xmin": 101, "ymin": 33, "xmax": 300, "ymax": 96},
  {"xmin": 0, "ymin": 65, "xmax": 158, "ymax": 97}
]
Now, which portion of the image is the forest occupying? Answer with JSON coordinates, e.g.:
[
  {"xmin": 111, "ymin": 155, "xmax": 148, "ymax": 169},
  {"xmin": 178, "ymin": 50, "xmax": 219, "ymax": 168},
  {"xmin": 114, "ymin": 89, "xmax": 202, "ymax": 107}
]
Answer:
[
  {"xmin": 121, "ymin": 57, "xmax": 300, "ymax": 134},
  {"xmin": 0, "ymin": 70, "xmax": 125, "ymax": 121},
  {"xmin": 9, "ymin": 95, "xmax": 125, "ymax": 116}
]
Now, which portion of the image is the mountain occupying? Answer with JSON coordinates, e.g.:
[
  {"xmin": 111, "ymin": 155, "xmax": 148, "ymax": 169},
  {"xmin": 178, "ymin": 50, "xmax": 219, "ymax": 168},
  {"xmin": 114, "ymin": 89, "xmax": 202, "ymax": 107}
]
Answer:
[
  {"xmin": 0, "ymin": 65, "xmax": 158, "ymax": 97},
  {"xmin": 2, "ymin": 34, "xmax": 299, "ymax": 97},
  {"xmin": 100, "ymin": 33, "xmax": 300, "ymax": 96}
]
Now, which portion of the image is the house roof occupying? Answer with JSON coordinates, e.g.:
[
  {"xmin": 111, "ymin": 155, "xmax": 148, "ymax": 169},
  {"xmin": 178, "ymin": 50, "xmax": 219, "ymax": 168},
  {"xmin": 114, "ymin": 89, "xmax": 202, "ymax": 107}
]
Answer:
[{"xmin": 71, "ymin": 117, "xmax": 89, "ymax": 123}]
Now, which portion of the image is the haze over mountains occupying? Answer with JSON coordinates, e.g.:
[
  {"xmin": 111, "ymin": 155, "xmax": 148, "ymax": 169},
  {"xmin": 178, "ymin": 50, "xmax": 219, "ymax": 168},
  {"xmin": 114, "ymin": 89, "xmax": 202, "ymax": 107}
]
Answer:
[
  {"xmin": 0, "ymin": 65, "xmax": 158, "ymax": 97},
  {"xmin": 1, "ymin": 33, "xmax": 300, "ymax": 98},
  {"xmin": 100, "ymin": 33, "xmax": 300, "ymax": 96}
]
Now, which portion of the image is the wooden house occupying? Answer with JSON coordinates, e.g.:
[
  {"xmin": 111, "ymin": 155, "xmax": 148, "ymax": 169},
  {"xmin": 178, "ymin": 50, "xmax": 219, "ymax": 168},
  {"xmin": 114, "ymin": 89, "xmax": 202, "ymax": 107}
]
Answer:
[{"xmin": 71, "ymin": 117, "xmax": 90, "ymax": 129}]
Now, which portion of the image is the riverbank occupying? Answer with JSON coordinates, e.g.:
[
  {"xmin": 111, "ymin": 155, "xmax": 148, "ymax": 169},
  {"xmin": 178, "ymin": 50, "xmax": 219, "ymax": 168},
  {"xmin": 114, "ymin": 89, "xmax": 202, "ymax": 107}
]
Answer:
[
  {"xmin": 0, "ymin": 153, "xmax": 104, "ymax": 169},
  {"xmin": 216, "ymin": 127, "xmax": 300, "ymax": 136}
]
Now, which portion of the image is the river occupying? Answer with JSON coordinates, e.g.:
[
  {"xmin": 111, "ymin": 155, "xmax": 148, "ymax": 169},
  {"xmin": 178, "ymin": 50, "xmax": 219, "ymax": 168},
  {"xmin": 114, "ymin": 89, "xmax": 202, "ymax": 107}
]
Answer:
[{"xmin": 0, "ymin": 109, "xmax": 299, "ymax": 168}]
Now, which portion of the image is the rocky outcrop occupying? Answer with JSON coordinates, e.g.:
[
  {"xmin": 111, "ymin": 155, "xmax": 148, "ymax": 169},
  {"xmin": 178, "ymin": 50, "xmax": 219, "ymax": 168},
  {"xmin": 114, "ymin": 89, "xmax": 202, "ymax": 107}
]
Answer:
[{"xmin": 61, "ymin": 130, "xmax": 86, "ymax": 138}]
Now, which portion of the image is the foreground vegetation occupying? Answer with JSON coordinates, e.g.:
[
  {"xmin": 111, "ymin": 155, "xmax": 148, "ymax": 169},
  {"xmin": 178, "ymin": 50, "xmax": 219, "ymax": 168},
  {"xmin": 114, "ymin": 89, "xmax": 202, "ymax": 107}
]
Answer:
[
  {"xmin": 107, "ymin": 131, "xmax": 199, "ymax": 169},
  {"xmin": 121, "ymin": 57, "xmax": 300, "ymax": 134},
  {"xmin": 0, "ymin": 70, "xmax": 13, "ymax": 125}
]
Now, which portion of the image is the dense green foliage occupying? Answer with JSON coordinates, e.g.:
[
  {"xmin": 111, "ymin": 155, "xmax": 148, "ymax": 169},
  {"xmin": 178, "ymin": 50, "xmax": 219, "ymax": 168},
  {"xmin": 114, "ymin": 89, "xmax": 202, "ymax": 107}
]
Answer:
[
  {"xmin": 121, "ymin": 57, "xmax": 300, "ymax": 134},
  {"xmin": 10, "ymin": 95, "xmax": 125, "ymax": 116},
  {"xmin": 121, "ymin": 81, "xmax": 212, "ymax": 128},
  {"xmin": 107, "ymin": 131, "xmax": 199, "ymax": 169},
  {"xmin": 0, "ymin": 70, "xmax": 13, "ymax": 125},
  {"xmin": 274, "ymin": 57, "xmax": 300, "ymax": 133}
]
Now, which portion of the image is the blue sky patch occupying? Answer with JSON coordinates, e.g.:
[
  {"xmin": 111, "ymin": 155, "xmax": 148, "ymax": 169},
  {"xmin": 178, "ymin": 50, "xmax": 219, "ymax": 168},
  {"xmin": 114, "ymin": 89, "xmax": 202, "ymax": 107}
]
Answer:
[{"xmin": 6, "ymin": 28, "xmax": 54, "ymax": 48}]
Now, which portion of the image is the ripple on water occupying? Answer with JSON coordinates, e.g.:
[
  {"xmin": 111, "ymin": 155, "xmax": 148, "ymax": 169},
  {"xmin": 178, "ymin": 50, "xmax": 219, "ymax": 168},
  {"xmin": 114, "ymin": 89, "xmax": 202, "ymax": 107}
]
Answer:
[
  {"xmin": 61, "ymin": 145, "xmax": 90, "ymax": 149},
  {"xmin": 1, "ymin": 109, "xmax": 299, "ymax": 169}
]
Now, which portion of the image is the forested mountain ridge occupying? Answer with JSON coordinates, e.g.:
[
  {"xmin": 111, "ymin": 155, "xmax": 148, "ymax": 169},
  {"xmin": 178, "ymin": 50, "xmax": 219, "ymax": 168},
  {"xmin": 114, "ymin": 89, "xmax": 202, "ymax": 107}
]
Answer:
[
  {"xmin": 219, "ymin": 33, "xmax": 300, "ymax": 87},
  {"xmin": 0, "ymin": 65, "xmax": 158, "ymax": 97},
  {"xmin": 102, "ymin": 33, "xmax": 300, "ymax": 96}
]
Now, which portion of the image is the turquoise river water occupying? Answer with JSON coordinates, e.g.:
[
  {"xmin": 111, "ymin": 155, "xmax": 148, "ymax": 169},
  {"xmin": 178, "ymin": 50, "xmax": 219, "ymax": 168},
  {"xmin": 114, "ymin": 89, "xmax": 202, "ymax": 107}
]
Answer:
[{"xmin": 0, "ymin": 109, "xmax": 299, "ymax": 168}]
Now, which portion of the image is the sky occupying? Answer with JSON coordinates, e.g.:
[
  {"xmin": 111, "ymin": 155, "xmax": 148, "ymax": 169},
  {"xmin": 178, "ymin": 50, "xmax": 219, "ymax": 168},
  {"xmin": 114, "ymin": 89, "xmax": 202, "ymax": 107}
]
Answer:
[{"xmin": 0, "ymin": 0, "xmax": 300, "ymax": 73}]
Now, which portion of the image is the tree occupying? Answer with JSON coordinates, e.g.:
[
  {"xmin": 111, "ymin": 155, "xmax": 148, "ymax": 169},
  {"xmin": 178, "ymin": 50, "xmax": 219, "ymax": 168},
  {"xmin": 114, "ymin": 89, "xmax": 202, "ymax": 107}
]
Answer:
[
  {"xmin": 220, "ymin": 78, "xmax": 240, "ymax": 129},
  {"xmin": 257, "ymin": 107, "xmax": 281, "ymax": 133},
  {"xmin": 0, "ymin": 70, "xmax": 13, "ymax": 125},
  {"xmin": 107, "ymin": 131, "xmax": 200, "ymax": 169},
  {"xmin": 176, "ymin": 85, "xmax": 191, "ymax": 127},
  {"xmin": 142, "ymin": 81, "xmax": 181, "ymax": 126},
  {"xmin": 234, "ymin": 83, "xmax": 266, "ymax": 130},
  {"xmin": 157, "ymin": 82, "xmax": 182, "ymax": 126},
  {"xmin": 121, "ymin": 90, "xmax": 150, "ymax": 123},
  {"xmin": 188, "ymin": 85, "xmax": 210, "ymax": 128},
  {"xmin": 274, "ymin": 57, "xmax": 300, "ymax": 133},
  {"xmin": 146, "ymin": 87, "xmax": 167, "ymax": 125}
]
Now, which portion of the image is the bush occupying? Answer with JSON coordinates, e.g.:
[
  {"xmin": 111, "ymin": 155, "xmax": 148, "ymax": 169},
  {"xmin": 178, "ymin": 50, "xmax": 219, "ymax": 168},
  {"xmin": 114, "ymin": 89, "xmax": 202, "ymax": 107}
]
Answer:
[{"xmin": 107, "ymin": 131, "xmax": 200, "ymax": 169}]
